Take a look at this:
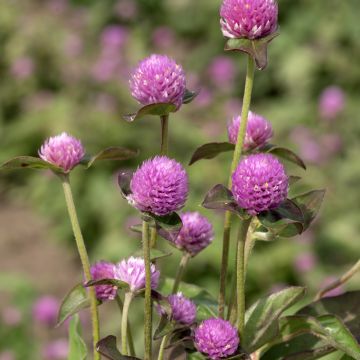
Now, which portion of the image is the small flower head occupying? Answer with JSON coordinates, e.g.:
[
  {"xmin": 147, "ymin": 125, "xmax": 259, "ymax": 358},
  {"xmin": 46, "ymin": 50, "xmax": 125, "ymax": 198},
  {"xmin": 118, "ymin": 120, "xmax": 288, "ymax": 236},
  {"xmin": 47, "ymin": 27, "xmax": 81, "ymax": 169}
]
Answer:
[
  {"xmin": 32, "ymin": 296, "xmax": 59, "ymax": 327},
  {"xmin": 42, "ymin": 339, "xmax": 68, "ymax": 360},
  {"xmin": 90, "ymin": 261, "xmax": 117, "ymax": 301},
  {"xmin": 227, "ymin": 111, "xmax": 273, "ymax": 150},
  {"xmin": 194, "ymin": 318, "xmax": 239, "ymax": 359},
  {"xmin": 130, "ymin": 54, "xmax": 186, "ymax": 109},
  {"xmin": 115, "ymin": 257, "xmax": 160, "ymax": 292},
  {"xmin": 167, "ymin": 293, "xmax": 196, "ymax": 325},
  {"xmin": 172, "ymin": 212, "xmax": 214, "ymax": 256},
  {"xmin": 220, "ymin": 0, "xmax": 278, "ymax": 40},
  {"xmin": 232, "ymin": 153, "xmax": 288, "ymax": 215},
  {"xmin": 319, "ymin": 86, "xmax": 345, "ymax": 121},
  {"xmin": 129, "ymin": 156, "xmax": 188, "ymax": 216},
  {"xmin": 39, "ymin": 132, "xmax": 85, "ymax": 172}
]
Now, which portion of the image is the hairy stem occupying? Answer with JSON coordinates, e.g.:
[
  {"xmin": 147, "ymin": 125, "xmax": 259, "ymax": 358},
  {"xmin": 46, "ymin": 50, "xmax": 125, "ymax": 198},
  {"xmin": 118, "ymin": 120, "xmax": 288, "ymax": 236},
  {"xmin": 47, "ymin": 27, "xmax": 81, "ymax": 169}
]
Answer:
[
  {"xmin": 121, "ymin": 292, "xmax": 133, "ymax": 356},
  {"xmin": 218, "ymin": 55, "xmax": 255, "ymax": 318},
  {"xmin": 172, "ymin": 252, "xmax": 191, "ymax": 293},
  {"xmin": 157, "ymin": 334, "xmax": 170, "ymax": 360},
  {"xmin": 60, "ymin": 174, "xmax": 100, "ymax": 360}
]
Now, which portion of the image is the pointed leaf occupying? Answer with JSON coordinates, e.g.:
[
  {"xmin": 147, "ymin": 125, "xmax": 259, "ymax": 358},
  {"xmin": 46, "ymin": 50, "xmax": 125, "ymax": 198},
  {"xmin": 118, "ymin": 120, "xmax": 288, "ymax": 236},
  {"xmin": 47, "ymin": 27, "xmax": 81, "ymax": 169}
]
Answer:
[
  {"xmin": 183, "ymin": 89, "xmax": 200, "ymax": 104},
  {"xmin": 145, "ymin": 212, "xmax": 183, "ymax": 241},
  {"xmin": 289, "ymin": 176, "xmax": 302, "ymax": 186},
  {"xmin": 84, "ymin": 278, "xmax": 129, "ymax": 291},
  {"xmin": 0, "ymin": 156, "xmax": 62, "ymax": 172},
  {"xmin": 154, "ymin": 315, "xmax": 175, "ymax": 340},
  {"xmin": 96, "ymin": 335, "xmax": 141, "ymax": 360},
  {"xmin": 243, "ymin": 286, "xmax": 306, "ymax": 352},
  {"xmin": 84, "ymin": 147, "xmax": 139, "ymax": 168},
  {"xmin": 189, "ymin": 142, "xmax": 235, "ymax": 165},
  {"xmin": 68, "ymin": 314, "xmax": 88, "ymax": 360},
  {"xmin": 123, "ymin": 103, "xmax": 177, "ymax": 122},
  {"xmin": 117, "ymin": 170, "xmax": 133, "ymax": 199},
  {"xmin": 132, "ymin": 248, "xmax": 172, "ymax": 261},
  {"xmin": 57, "ymin": 284, "xmax": 91, "ymax": 327},
  {"xmin": 263, "ymin": 145, "xmax": 306, "ymax": 170}
]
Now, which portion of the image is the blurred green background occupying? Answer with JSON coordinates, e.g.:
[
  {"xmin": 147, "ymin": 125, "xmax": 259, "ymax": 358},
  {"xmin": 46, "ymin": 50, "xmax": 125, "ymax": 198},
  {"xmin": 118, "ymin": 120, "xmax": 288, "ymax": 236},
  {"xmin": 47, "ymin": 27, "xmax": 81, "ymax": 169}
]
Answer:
[{"xmin": 0, "ymin": 0, "xmax": 359, "ymax": 359}]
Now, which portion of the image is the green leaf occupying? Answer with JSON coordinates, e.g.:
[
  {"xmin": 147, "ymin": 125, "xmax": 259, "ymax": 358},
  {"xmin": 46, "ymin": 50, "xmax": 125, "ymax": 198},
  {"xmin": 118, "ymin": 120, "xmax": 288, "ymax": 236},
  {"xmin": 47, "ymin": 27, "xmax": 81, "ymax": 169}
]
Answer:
[
  {"xmin": 0, "ymin": 156, "xmax": 62, "ymax": 172},
  {"xmin": 83, "ymin": 147, "xmax": 139, "ymax": 168},
  {"xmin": 117, "ymin": 170, "xmax": 133, "ymax": 199},
  {"xmin": 154, "ymin": 315, "xmax": 175, "ymax": 340},
  {"xmin": 188, "ymin": 352, "xmax": 204, "ymax": 359},
  {"xmin": 84, "ymin": 278, "xmax": 129, "ymax": 291},
  {"xmin": 68, "ymin": 314, "xmax": 87, "ymax": 360},
  {"xmin": 145, "ymin": 212, "xmax": 183, "ymax": 242},
  {"xmin": 123, "ymin": 103, "xmax": 177, "ymax": 122},
  {"xmin": 289, "ymin": 176, "xmax": 302, "ymax": 186},
  {"xmin": 243, "ymin": 286, "xmax": 306, "ymax": 352},
  {"xmin": 202, "ymin": 184, "xmax": 248, "ymax": 219},
  {"xmin": 188, "ymin": 142, "xmax": 235, "ymax": 165},
  {"xmin": 183, "ymin": 89, "xmax": 199, "ymax": 104},
  {"xmin": 132, "ymin": 248, "xmax": 172, "ymax": 261},
  {"xmin": 263, "ymin": 145, "xmax": 306, "ymax": 170},
  {"xmin": 96, "ymin": 335, "xmax": 141, "ymax": 360},
  {"xmin": 57, "ymin": 284, "xmax": 91, "ymax": 327},
  {"xmin": 224, "ymin": 32, "xmax": 279, "ymax": 70}
]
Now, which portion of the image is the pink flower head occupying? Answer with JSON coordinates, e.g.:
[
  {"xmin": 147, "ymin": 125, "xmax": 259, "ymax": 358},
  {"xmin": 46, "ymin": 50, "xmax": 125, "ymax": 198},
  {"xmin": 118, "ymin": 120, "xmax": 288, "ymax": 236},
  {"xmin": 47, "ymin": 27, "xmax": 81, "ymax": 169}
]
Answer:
[
  {"xmin": 129, "ymin": 156, "xmax": 188, "ymax": 216},
  {"xmin": 101, "ymin": 25, "xmax": 128, "ymax": 50},
  {"xmin": 167, "ymin": 292, "xmax": 196, "ymax": 325},
  {"xmin": 195, "ymin": 318, "xmax": 239, "ymax": 359},
  {"xmin": 227, "ymin": 111, "xmax": 273, "ymax": 150},
  {"xmin": 32, "ymin": 296, "xmax": 59, "ymax": 327},
  {"xmin": 2, "ymin": 306, "xmax": 22, "ymax": 326},
  {"xmin": 319, "ymin": 86, "xmax": 345, "ymax": 121},
  {"xmin": 220, "ymin": 0, "xmax": 278, "ymax": 40},
  {"xmin": 232, "ymin": 153, "xmax": 288, "ymax": 215},
  {"xmin": 130, "ymin": 54, "xmax": 186, "ymax": 110},
  {"xmin": 39, "ymin": 132, "xmax": 85, "ymax": 172},
  {"xmin": 294, "ymin": 253, "xmax": 316, "ymax": 273},
  {"xmin": 42, "ymin": 339, "xmax": 68, "ymax": 360},
  {"xmin": 90, "ymin": 261, "xmax": 117, "ymax": 301},
  {"xmin": 208, "ymin": 56, "xmax": 235, "ymax": 89},
  {"xmin": 11, "ymin": 57, "xmax": 34, "ymax": 79},
  {"xmin": 152, "ymin": 27, "xmax": 175, "ymax": 49},
  {"xmin": 115, "ymin": 257, "xmax": 160, "ymax": 292},
  {"xmin": 172, "ymin": 212, "xmax": 214, "ymax": 256}
]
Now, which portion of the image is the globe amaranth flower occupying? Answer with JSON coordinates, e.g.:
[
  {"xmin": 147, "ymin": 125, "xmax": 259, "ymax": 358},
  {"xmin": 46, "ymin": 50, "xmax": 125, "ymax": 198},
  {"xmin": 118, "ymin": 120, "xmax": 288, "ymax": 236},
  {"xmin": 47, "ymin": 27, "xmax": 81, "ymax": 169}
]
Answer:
[
  {"xmin": 39, "ymin": 132, "xmax": 85, "ymax": 172},
  {"xmin": 90, "ymin": 261, "xmax": 118, "ymax": 301},
  {"xmin": 220, "ymin": 0, "xmax": 278, "ymax": 40},
  {"xmin": 167, "ymin": 293, "xmax": 196, "ymax": 325},
  {"xmin": 172, "ymin": 212, "xmax": 214, "ymax": 256},
  {"xmin": 319, "ymin": 86, "xmax": 345, "ymax": 121},
  {"xmin": 232, "ymin": 153, "xmax": 288, "ymax": 215},
  {"xmin": 227, "ymin": 111, "xmax": 273, "ymax": 150},
  {"xmin": 115, "ymin": 257, "xmax": 160, "ymax": 293},
  {"xmin": 32, "ymin": 296, "xmax": 59, "ymax": 327},
  {"xmin": 194, "ymin": 318, "xmax": 239, "ymax": 359},
  {"xmin": 129, "ymin": 54, "xmax": 186, "ymax": 109},
  {"xmin": 129, "ymin": 156, "xmax": 188, "ymax": 216}
]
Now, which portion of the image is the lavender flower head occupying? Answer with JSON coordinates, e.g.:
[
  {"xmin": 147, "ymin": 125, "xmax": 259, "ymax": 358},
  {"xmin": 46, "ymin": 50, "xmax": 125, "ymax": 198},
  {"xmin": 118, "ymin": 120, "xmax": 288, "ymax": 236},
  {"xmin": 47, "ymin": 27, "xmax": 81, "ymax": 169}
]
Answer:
[
  {"xmin": 42, "ymin": 339, "xmax": 68, "ymax": 360},
  {"xmin": 32, "ymin": 296, "xmax": 59, "ymax": 326},
  {"xmin": 232, "ymin": 153, "xmax": 288, "ymax": 215},
  {"xmin": 129, "ymin": 156, "xmax": 188, "ymax": 216},
  {"xmin": 90, "ymin": 261, "xmax": 117, "ymax": 301},
  {"xmin": 167, "ymin": 293, "xmax": 196, "ymax": 325},
  {"xmin": 319, "ymin": 86, "xmax": 345, "ymax": 121},
  {"xmin": 172, "ymin": 212, "xmax": 214, "ymax": 256},
  {"xmin": 194, "ymin": 318, "xmax": 239, "ymax": 359},
  {"xmin": 227, "ymin": 111, "xmax": 273, "ymax": 150},
  {"xmin": 220, "ymin": 0, "xmax": 278, "ymax": 40},
  {"xmin": 130, "ymin": 54, "xmax": 186, "ymax": 110},
  {"xmin": 39, "ymin": 132, "xmax": 85, "ymax": 172},
  {"xmin": 115, "ymin": 257, "xmax": 160, "ymax": 292}
]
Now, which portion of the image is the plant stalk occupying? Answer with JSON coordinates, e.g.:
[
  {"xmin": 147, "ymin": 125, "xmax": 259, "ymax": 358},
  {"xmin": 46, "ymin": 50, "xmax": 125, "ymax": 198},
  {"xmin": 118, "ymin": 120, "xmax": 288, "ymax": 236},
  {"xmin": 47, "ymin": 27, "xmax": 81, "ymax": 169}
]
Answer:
[
  {"xmin": 60, "ymin": 174, "xmax": 100, "ymax": 360},
  {"xmin": 160, "ymin": 115, "xmax": 169, "ymax": 156},
  {"xmin": 172, "ymin": 252, "xmax": 191, "ymax": 293},
  {"xmin": 218, "ymin": 55, "xmax": 255, "ymax": 318},
  {"xmin": 121, "ymin": 292, "xmax": 133, "ymax": 356},
  {"xmin": 157, "ymin": 334, "xmax": 170, "ymax": 360}
]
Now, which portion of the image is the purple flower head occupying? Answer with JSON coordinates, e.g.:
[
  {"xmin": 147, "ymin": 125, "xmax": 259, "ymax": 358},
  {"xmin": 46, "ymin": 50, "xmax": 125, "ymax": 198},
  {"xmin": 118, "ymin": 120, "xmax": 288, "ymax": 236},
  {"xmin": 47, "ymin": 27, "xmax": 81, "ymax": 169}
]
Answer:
[
  {"xmin": 319, "ymin": 86, "xmax": 345, "ymax": 121},
  {"xmin": 115, "ymin": 257, "xmax": 160, "ymax": 292},
  {"xmin": 90, "ymin": 261, "xmax": 117, "ymax": 301},
  {"xmin": 152, "ymin": 27, "xmax": 175, "ymax": 49},
  {"xmin": 172, "ymin": 212, "xmax": 214, "ymax": 256},
  {"xmin": 11, "ymin": 56, "xmax": 34, "ymax": 79},
  {"xmin": 129, "ymin": 156, "xmax": 188, "ymax": 216},
  {"xmin": 194, "ymin": 318, "xmax": 239, "ymax": 359},
  {"xmin": 39, "ymin": 132, "xmax": 85, "ymax": 172},
  {"xmin": 227, "ymin": 111, "xmax": 273, "ymax": 150},
  {"xmin": 294, "ymin": 253, "xmax": 316, "ymax": 274},
  {"xmin": 232, "ymin": 153, "xmax": 288, "ymax": 215},
  {"xmin": 2, "ymin": 306, "xmax": 22, "ymax": 326},
  {"xmin": 220, "ymin": 0, "xmax": 278, "ymax": 40},
  {"xmin": 101, "ymin": 25, "xmax": 128, "ymax": 50},
  {"xmin": 208, "ymin": 56, "xmax": 235, "ymax": 89},
  {"xmin": 130, "ymin": 54, "xmax": 186, "ymax": 110},
  {"xmin": 42, "ymin": 339, "xmax": 68, "ymax": 360},
  {"xmin": 32, "ymin": 296, "xmax": 59, "ymax": 327},
  {"xmin": 167, "ymin": 292, "xmax": 196, "ymax": 325}
]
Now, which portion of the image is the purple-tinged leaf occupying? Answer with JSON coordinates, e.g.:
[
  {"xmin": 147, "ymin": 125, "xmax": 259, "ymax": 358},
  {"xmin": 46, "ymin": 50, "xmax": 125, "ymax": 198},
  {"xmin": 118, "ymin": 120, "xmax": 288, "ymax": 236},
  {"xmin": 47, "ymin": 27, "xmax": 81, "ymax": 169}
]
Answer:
[
  {"xmin": 118, "ymin": 170, "xmax": 133, "ymax": 199},
  {"xmin": 96, "ymin": 336, "xmax": 141, "ymax": 360},
  {"xmin": 123, "ymin": 103, "xmax": 177, "ymax": 122},
  {"xmin": 83, "ymin": 147, "xmax": 139, "ymax": 168},
  {"xmin": 183, "ymin": 89, "xmax": 200, "ymax": 104},
  {"xmin": 189, "ymin": 142, "xmax": 235, "ymax": 165},
  {"xmin": 262, "ymin": 145, "xmax": 306, "ymax": 170},
  {"xmin": 0, "ymin": 156, "xmax": 62, "ymax": 172}
]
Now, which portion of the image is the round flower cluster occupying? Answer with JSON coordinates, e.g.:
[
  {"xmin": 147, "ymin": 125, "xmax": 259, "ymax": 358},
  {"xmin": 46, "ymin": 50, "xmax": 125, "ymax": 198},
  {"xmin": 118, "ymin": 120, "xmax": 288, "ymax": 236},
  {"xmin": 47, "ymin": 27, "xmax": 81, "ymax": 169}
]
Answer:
[
  {"xmin": 194, "ymin": 318, "xmax": 239, "ymax": 359},
  {"xmin": 319, "ymin": 86, "xmax": 345, "ymax": 121},
  {"xmin": 32, "ymin": 296, "xmax": 59, "ymax": 327},
  {"xmin": 220, "ymin": 0, "xmax": 278, "ymax": 40},
  {"xmin": 232, "ymin": 153, "xmax": 288, "ymax": 215},
  {"xmin": 90, "ymin": 261, "xmax": 118, "ymax": 301},
  {"xmin": 130, "ymin": 54, "xmax": 186, "ymax": 110},
  {"xmin": 227, "ymin": 111, "xmax": 273, "ymax": 150},
  {"xmin": 39, "ymin": 132, "xmax": 85, "ymax": 172},
  {"xmin": 167, "ymin": 293, "xmax": 196, "ymax": 325},
  {"xmin": 129, "ymin": 156, "xmax": 188, "ymax": 216},
  {"xmin": 172, "ymin": 212, "xmax": 214, "ymax": 256}
]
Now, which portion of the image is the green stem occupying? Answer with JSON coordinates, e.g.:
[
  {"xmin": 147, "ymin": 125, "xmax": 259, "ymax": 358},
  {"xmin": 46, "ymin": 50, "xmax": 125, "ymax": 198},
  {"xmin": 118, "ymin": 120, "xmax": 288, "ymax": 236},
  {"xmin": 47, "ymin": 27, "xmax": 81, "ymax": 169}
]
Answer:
[
  {"xmin": 157, "ymin": 334, "xmax": 169, "ymax": 360},
  {"xmin": 121, "ymin": 292, "xmax": 133, "ymax": 356},
  {"xmin": 143, "ymin": 220, "xmax": 152, "ymax": 360},
  {"xmin": 236, "ymin": 218, "xmax": 251, "ymax": 337},
  {"xmin": 218, "ymin": 55, "xmax": 255, "ymax": 318},
  {"xmin": 160, "ymin": 115, "xmax": 169, "ymax": 156},
  {"xmin": 150, "ymin": 226, "xmax": 157, "ymax": 249},
  {"xmin": 60, "ymin": 174, "xmax": 100, "ymax": 360},
  {"xmin": 172, "ymin": 252, "xmax": 191, "ymax": 293}
]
